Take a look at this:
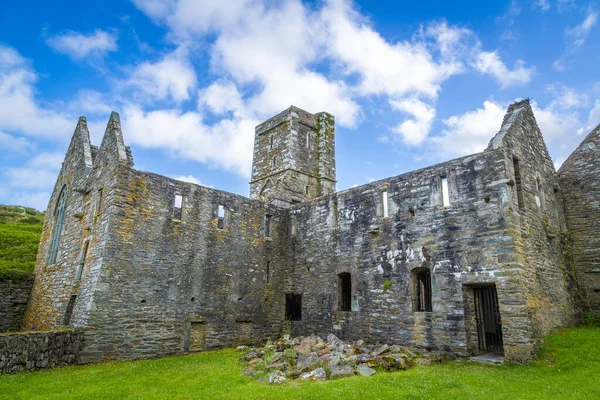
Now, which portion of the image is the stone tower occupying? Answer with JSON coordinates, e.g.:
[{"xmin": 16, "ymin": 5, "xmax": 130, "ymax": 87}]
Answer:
[{"xmin": 250, "ymin": 106, "xmax": 336, "ymax": 206}]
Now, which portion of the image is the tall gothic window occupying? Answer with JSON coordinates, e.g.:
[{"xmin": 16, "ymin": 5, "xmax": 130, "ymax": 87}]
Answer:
[{"xmin": 48, "ymin": 186, "xmax": 67, "ymax": 265}]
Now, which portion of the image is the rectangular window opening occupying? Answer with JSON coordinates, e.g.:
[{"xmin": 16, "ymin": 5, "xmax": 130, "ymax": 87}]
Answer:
[
  {"xmin": 290, "ymin": 214, "xmax": 297, "ymax": 237},
  {"xmin": 95, "ymin": 188, "xmax": 103, "ymax": 217},
  {"xmin": 382, "ymin": 191, "xmax": 389, "ymax": 218},
  {"xmin": 217, "ymin": 205, "xmax": 225, "ymax": 229},
  {"xmin": 441, "ymin": 176, "xmax": 450, "ymax": 207},
  {"xmin": 306, "ymin": 132, "xmax": 310, "ymax": 149},
  {"xmin": 331, "ymin": 202, "xmax": 338, "ymax": 227},
  {"xmin": 338, "ymin": 273, "xmax": 352, "ymax": 311},
  {"xmin": 63, "ymin": 295, "xmax": 77, "ymax": 326},
  {"xmin": 272, "ymin": 157, "xmax": 276, "ymax": 168},
  {"xmin": 265, "ymin": 214, "xmax": 272, "ymax": 238},
  {"xmin": 269, "ymin": 135, "xmax": 274, "ymax": 150},
  {"xmin": 266, "ymin": 261, "xmax": 271, "ymax": 283},
  {"xmin": 409, "ymin": 209, "xmax": 415, "ymax": 217},
  {"xmin": 173, "ymin": 194, "xmax": 183, "ymax": 220},
  {"xmin": 513, "ymin": 157, "xmax": 524, "ymax": 210},
  {"xmin": 415, "ymin": 270, "xmax": 432, "ymax": 312},
  {"xmin": 285, "ymin": 293, "xmax": 302, "ymax": 321},
  {"xmin": 305, "ymin": 185, "xmax": 309, "ymax": 195},
  {"xmin": 76, "ymin": 241, "xmax": 89, "ymax": 281}
]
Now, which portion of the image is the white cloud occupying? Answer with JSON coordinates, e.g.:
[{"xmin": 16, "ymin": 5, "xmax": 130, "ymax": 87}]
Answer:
[
  {"xmin": 430, "ymin": 100, "xmax": 506, "ymax": 158},
  {"xmin": 46, "ymin": 29, "xmax": 118, "ymax": 60},
  {"xmin": 554, "ymin": 10, "xmax": 598, "ymax": 71},
  {"xmin": 0, "ymin": 131, "xmax": 36, "ymax": 153},
  {"xmin": 534, "ymin": 0, "xmax": 551, "ymax": 12},
  {"xmin": 473, "ymin": 51, "xmax": 535, "ymax": 88},
  {"xmin": 69, "ymin": 91, "xmax": 114, "ymax": 115},
  {"xmin": 546, "ymin": 83, "xmax": 588, "ymax": 110},
  {"xmin": 391, "ymin": 98, "xmax": 436, "ymax": 145},
  {"xmin": 5, "ymin": 152, "xmax": 63, "ymax": 190},
  {"xmin": 122, "ymin": 105, "xmax": 258, "ymax": 177},
  {"xmin": 198, "ymin": 81, "xmax": 244, "ymax": 116},
  {"xmin": 0, "ymin": 45, "xmax": 73, "ymax": 139},
  {"xmin": 126, "ymin": 48, "xmax": 196, "ymax": 103},
  {"xmin": 176, "ymin": 174, "xmax": 201, "ymax": 185}
]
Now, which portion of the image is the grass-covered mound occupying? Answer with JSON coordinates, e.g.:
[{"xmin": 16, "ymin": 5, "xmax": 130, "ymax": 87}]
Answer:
[
  {"xmin": 0, "ymin": 326, "xmax": 598, "ymax": 399},
  {"xmin": 0, "ymin": 205, "xmax": 44, "ymax": 280}
]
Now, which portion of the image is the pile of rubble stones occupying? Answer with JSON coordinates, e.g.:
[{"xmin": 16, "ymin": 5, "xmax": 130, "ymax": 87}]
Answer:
[{"xmin": 238, "ymin": 334, "xmax": 456, "ymax": 384}]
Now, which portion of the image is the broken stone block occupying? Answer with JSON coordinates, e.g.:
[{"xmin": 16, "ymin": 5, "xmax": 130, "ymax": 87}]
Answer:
[
  {"xmin": 356, "ymin": 364, "xmax": 376, "ymax": 377},
  {"xmin": 267, "ymin": 370, "xmax": 287, "ymax": 385},
  {"xmin": 297, "ymin": 353, "xmax": 319, "ymax": 371},
  {"xmin": 329, "ymin": 364, "xmax": 354, "ymax": 379},
  {"xmin": 300, "ymin": 367, "xmax": 327, "ymax": 381}
]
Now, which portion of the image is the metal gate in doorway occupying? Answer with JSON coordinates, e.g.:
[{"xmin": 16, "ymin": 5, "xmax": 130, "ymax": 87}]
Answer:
[{"xmin": 473, "ymin": 285, "xmax": 503, "ymax": 354}]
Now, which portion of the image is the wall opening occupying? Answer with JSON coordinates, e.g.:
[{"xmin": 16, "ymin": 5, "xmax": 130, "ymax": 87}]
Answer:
[
  {"xmin": 285, "ymin": 293, "xmax": 302, "ymax": 321},
  {"xmin": 266, "ymin": 261, "xmax": 271, "ymax": 283},
  {"xmin": 330, "ymin": 201, "xmax": 338, "ymax": 227},
  {"xmin": 264, "ymin": 214, "xmax": 272, "ymax": 238},
  {"xmin": 217, "ymin": 205, "xmax": 225, "ymax": 229},
  {"xmin": 269, "ymin": 134, "xmax": 274, "ymax": 150},
  {"xmin": 290, "ymin": 214, "xmax": 297, "ymax": 237},
  {"xmin": 409, "ymin": 209, "xmax": 415, "ymax": 217},
  {"xmin": 472, "ymin": 285, "xmax": 504, "ymax": 355},
  {"xmin": 48, "ymin": 186, "xmax": 67, "ymax": 265},
  {"xmin": 305, "ymin": 185, "xmax": 309, "ymax": 195},
  {"xmin": 440, "ymin": 176, "xmax": 450, "ymax": 207},
  {"xmin": 272, "ymin": 156, "xmax": 276, "ymax": 168},
  {"xmin": 536, "ymin": 177, "xmax": 545, "ymax": 210},
  {"xmin": 338, "ymin": 272, "xmax": 352, "ymax": 311},
  {"xmin": 306, "ymin": 131, "xmax": 310, "ymax": 149},
  {"xmin": 76, "ymin": 241, "xmax": 89, "ymax": 281},
  {"xmin": 413, "ymin": 269, "xmax": 432, "ymax": 312},
  {"xmin": 95, "ymin": 188, "xmax": 103, "ymax": 218},
  {"xmin": 173, "ymin": 194, "xmax": 183, "ymax": 220},
  {"xmin": 184, "ymin": 321, "xmax": 206, "ymax": 352},
  {"xmin": 513, "ymin": 157, "xmax": 524, "ymax": 210},
  {"xmin": 63, "ymin": 295, "xmax": 77, "ymax": 326},
  {"xmin": 382, "ymin": 190, "xmax": 389, "ymax": 217}
]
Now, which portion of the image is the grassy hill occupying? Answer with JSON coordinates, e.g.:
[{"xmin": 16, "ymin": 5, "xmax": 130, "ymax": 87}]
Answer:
[{"xmin": 0, "ymin": 205, "xmax": 45, "ymax": 280}]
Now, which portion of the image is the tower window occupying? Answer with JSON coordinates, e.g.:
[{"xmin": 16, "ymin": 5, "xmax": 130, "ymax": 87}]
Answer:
[
  {"xmin": 338, "ymin": 272, "xmax": 352, "ymax": 311},
  {"xmin": 513, "ymin": 157, "xmax": 524, "ymax": 210},
  {"xmin": 413, "ymin": 269, "xmax": 432, "ymax": 312},
  {"xmin": 95, "ymin": 188, "xmax": 103, "ymax": 217},
  {"xmin": 269, "ymin": 135, "xmax": 274, "ymax": 150},
  {"xmin": 264, "ymin": 214, "xmax": 272, "ymax": 238},
  {"xmin": 330, "ymin": 201, "xmax": 338, "ymax": 228},
  {"xmin": 48, "ymin": 186, "xmax": 67, "ymax": 265},
  {"xmin": 272, "ymin": 157, "xmax": 276, "ymax": 168},
  {"xmin": 266, "ymin": 261, "xmax": 271, "ymax": 283},
  {"xmin": 305, "ymin": 185, "xmax": 309, "ymax": 195},
  {"xmin": 217, "ymin": 205, "xmax": 225, "ymax": 229}
]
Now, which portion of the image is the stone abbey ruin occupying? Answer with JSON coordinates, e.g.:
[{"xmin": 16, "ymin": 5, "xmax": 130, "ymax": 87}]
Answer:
[{"xmin": 11, "ymin": 99, "xmax": 600, "ymax": 367}]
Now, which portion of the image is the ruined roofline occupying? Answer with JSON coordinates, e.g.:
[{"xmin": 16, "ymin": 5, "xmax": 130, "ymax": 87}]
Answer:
[
  {"xmin": 300, "ymin": 147, "xmax": 503, "ymax": 205},
  {"xmin": 558, "ymin": 123, "xmax": 600, "ymax": 175},
  {"xmin": 487, "ymin": 98, "xmax": 531, "ymax": 151}
]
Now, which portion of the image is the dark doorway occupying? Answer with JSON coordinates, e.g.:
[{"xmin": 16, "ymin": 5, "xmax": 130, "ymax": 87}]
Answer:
[
  {"xmin": 285, "ymin": 293, "xmax": 302, "ymax": 321},
  {"xmin": 473, "ymin": 286, "xmax": 504, "ymax": 354},
  {"xmin": 415, "ymin": 270, "xmax": 432, "ymax": 312},
  {"xmin": 63, "ymin": 295, "xmax": 77, "ymax": 326},
  {"xmin": 338, "ymin": 273, "xmax": 351, "ymax": 311}
]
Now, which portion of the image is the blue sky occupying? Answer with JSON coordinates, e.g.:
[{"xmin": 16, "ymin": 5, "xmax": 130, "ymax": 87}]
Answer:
[{"xmin": 0, "ymin": 0, "xmax": 598, "ymax": 210}]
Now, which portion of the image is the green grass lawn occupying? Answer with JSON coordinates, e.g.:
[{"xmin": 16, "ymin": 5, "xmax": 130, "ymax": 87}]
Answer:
[
  {"xmin": 1, "ymin": 326, "xmax": 598, "ymax": 400},
  {"xmin": 0, "ymin": 205, "xmax": 44, "ymax": 280}
]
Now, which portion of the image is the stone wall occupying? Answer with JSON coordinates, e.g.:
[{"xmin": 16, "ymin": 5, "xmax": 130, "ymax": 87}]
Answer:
[
  {"xmin": 0, "ymin": 277, "xmax": 33, "ymax": 332},
  {"xmin": 559, "ymin": 124, "xmax": 600, "ymax": 316},
  {"xmin": 0, "ymin": 329, "xmax": 84, "ymax": 374}
]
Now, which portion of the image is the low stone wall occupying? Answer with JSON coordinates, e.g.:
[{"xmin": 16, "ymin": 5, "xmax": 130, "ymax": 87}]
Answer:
[
  {"xmin": 0, "ymin": 277, "xmax": 34, "ymax": 332},
  {"xmin": 0, "ymin": 329, "xmax": 85, "ymax": 374}
]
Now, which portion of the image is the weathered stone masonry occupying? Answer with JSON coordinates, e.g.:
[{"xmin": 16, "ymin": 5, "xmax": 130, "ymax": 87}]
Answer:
[
  {"xmin": 22, "ymin": 100, "xmax": 593, "ymax": 364},
  {"xmin": 0, "ymin": 277, "xmax": 34, "ymax": 332}
]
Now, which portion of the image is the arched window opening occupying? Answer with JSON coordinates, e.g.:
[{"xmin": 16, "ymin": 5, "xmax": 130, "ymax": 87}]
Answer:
[
  {"xmin": 48, "ymin": 186, "xmax": 67, "ymax": 265},
  {"xmin": 338, "ymin": 272, "xmax": 352, "ymax": 311},
  {"xmin": 413, "ymin": 269, "xmax": 432, "ymax": 312}
]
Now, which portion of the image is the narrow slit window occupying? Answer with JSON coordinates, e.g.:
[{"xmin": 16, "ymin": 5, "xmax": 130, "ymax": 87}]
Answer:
[
  {"xmin": 265, "ymin": 214, "xmax": 272, "ymax": 238},
  {"xmin": 217, "ymin": 205, "xmax": 225, "ymax": 229},
  {"xmin": 95, "ymin": 188, "xmax": 103, "ymax": 217},
  {"xmin": 331, "ymin": 202, "xmax": 338, "ymax": 227},
  {"xmin": 306, "ymin": 131, "xmax": 310, "ymax": 149},
  {"xmin": 305, "ymin": 185, "xmax": 309, "ymax": 195},
  {"xmin": 285, "ymin": 293, "xmax": 302, "ymax": 321},
  {"xmin": 272, "ymin": 157, "xmax": 276, "ymax": 168},
  {"xmin": 266, "ymin": 261, "xmax": 271, "ymax": 283},
  {"xmin": 269, "ymin": 135, "xmax": 274, "ymax": 150},
  {"xmin": 76, "ymin": 241, "xmax": 89, "ymax": 281},
  {"xmin": 414, "ymin": 270, "xmax": 432, "ymax": 312},
  {"xmin": 441, "ymin": 176, "xmax": 450, "ymax": 207},
  {"xmin": 290, "ymin": 214, "xmax": 297, "ymax": 237},
  {"xmin": 63, "ymin": 295, "xmax": 77, "ymax": 326},
  {"xmin": 338, "ymin": 273, "xmax": 352, "ymax": 311},
  {"xmin": 382, "ymin": 191, "xmax": 389, "ymax": 217},
  {"xmin": 48, "ymin": 186, "xmax": 67, "ymax": 265},
  {"xmin": 513, "ymin": 157, "xmax": 524, "ymax": 210},
  {"xmin": 173, "ymin": 195, "xmax": 183, "ymax": 220},
  {"xmin": 537, "ymin": 177, "xmax": 545, "ymax": 210}
]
